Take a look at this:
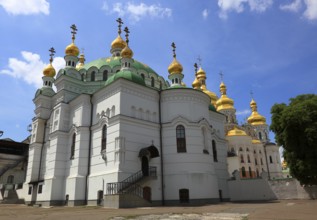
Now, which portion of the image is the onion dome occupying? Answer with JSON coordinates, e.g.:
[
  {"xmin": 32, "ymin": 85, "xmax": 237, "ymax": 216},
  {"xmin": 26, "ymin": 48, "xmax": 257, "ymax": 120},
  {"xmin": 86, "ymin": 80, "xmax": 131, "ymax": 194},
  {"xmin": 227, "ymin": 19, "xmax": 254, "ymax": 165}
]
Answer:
[
  {"xmin": 216, "ymin": 82, "xmax": 234, "ymax": 111},
  {"xmin": 197, "ymin": 67, "xmax": 218, "ymax": 106},
  {"xmin": 76, "ymin": 52, "xmax": 85, "ymax": 70},
  {"xmin": 121, "ymin": 26, "xmax": 133, "ymax": 59},
  {"xmin": 192, "ymin": 77, "xmax": 200, "ymax": 89},
  {"xmin": 111, "ymin": 35, "xmax": 126, "ymax": 50},
  {"xmin": 168, "ymin": 58, "xmax": 183, "ymax": 74},
  {"xmin": 121, "ymin": 45, "xmax": 133, "ymax": 58},
  {"xmin": 168, "ymin": 42, "xmax": 183, "ymax": 74},
  {"xmin": 227, "ymin": 127, "xmax": 247, "ymax": 136},
  {"xmin": 43, "ymin": 47, "xmax": 56, "ymax": 77},
  {"xmin": 247, "ymin": 99, "xmax": 266, "ymax": 125},
  {"xmin": 43, "ymin": 63, "xmax": 56, "ymax": 77},
  {"xmin": 65, "ymin": 24, "xmax": 79, "ymax": 57}
]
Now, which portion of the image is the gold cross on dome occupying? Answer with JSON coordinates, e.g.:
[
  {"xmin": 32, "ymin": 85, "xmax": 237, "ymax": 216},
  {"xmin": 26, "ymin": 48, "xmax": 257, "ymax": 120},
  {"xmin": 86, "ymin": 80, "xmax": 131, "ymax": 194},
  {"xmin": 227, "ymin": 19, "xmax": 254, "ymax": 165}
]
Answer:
[
  {"xmin": 49, "ymin": 47, "xmax": 55, "ymax": 63},
  {"xmin": 116, "ymin": 18, "xmax": 123, "ymax": 34},
  {"xmin": 194, "ymin": 63, "xmax": 198, "ymax": 73}
]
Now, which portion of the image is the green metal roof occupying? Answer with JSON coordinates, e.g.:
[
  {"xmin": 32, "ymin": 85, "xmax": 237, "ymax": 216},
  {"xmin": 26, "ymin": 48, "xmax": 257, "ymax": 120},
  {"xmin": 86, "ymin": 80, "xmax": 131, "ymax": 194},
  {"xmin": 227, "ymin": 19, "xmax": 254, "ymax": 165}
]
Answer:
[
  {"xmin": 83, "ymin": 56, "xmax": 159, "ymax": 76},
  {"xmin": 104, "ymin": 70, "xmax": 146, "ymax": 86}
]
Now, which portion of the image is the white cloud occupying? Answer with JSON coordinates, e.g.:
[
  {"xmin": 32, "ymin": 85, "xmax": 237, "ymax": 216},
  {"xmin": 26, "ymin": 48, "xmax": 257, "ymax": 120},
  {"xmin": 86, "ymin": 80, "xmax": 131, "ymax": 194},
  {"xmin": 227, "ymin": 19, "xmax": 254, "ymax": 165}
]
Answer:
[
  {"xmin": 102, "ymin": 1, "xmax": 172, "ymax": 23},
  {"xmin": 303, "ymin": 0, "xmax": 317, "ymax": 20},
  {"xmin": 202, "ymin": 9, "xmax": 209, "ymax": 19},
  {"xmin": 0, "ymin": 0, "xmax": 49, "ymax": 15},
  {"xmin": 217, "ymin": 0, "xmax": 272, "ymax": 19},
  {"xmin": 236, "ymin": 109, "xmax": 251, "ymax": 116},
  {"xmin": 0, "ymin": 51, "xmax": 64, "ymax": 88},
  {"xmin": 280, "ymin": 0, "xmax": 302, "ymax": 12}
]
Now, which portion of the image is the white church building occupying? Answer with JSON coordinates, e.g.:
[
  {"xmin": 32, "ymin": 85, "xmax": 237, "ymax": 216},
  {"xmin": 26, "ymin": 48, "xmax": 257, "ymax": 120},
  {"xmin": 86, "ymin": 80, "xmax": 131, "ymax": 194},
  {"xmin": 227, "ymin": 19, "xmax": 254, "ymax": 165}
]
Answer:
[{"xmin": 22, "ymin": 19, "xmax": 281, "ymax": 207}]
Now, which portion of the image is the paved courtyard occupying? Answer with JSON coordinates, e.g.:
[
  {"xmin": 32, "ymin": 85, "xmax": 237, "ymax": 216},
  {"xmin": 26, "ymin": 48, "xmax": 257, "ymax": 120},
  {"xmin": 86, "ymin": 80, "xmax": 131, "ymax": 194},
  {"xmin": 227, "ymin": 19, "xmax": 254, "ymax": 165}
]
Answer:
[{"xmin": 0, "ymin": 200, "xmax": 316, "ymax": 220}]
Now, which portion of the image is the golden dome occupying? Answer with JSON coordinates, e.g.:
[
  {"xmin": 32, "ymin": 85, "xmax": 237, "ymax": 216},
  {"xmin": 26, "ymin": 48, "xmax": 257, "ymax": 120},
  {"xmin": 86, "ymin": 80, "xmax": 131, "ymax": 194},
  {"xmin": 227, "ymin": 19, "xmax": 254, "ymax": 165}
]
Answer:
[
  {"xmin": 111, "ymin": 35, "xmax": 126, "ymax": 50},
  {"xmin": 65, "ymin": 42, "xmax": 79, "ymax": 57},
  {"xmin": 227, "ymin": 127, "xmax": 247, "ymax": 136},
  {"xmin": 201, "ymin": 85, "xmax": 218, "ymax": 106},
  {"xmin": 76, "ymin": 53, "xmax": 85, "ymax": 70},
  {"xmin": 168, "ymin": 58, "xmax": 183, "ymax": 74},
  {"xmin": 43, "ymin": 63, "xmax": 56, "ymax": 77},
  {"xmin": 247, "ymin": 99, "xmax": 266, "ymax": 125},
  {"xmin": 192, "ymin": 76, "xmax": 200, "ymax": 89},
  {"xmin": 216, "ymin": 82, "xmax": 234, "ymax": 111},
  {"xmin": 252, "ymin": 139, "xmax": 261, "ymax": 144},
  {"xmin": 121, "ymin": 45, "xmax": 133, "ymax": 58},
  {"xmin": 196, "ymin": 67, "xmax": 206, "ymax": 79}
]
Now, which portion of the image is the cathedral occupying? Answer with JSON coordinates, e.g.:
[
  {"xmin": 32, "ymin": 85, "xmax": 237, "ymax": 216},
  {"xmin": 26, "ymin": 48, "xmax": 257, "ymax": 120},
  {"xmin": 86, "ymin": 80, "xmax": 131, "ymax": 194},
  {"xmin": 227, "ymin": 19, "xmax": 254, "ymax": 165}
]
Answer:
[{"xmin": 22, "ymin": 19, "xmax": 281, "ymax": 207}]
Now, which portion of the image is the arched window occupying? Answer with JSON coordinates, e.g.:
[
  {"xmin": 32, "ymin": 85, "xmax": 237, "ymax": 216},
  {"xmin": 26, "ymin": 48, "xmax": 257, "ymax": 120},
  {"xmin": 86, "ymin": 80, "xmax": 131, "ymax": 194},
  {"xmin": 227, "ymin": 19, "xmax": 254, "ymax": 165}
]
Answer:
[
  {"xmin": 68, "ymin": 60, "xmax": 71, "ymax": 66},
  {"xmin": 249, "ymin": 167, "xmax": 252, "ymax": 178},
  {"xmin": 259, "ymin": 132, "xmax": 262, "ymax": 140},
  {"xmin": 72, "ymin": 61, "xmax": 75, "ymax": 67},
  {"xmin": 212, "ymin": 140, "xmax": 218, "ymax": 162},
  {"xmin": 175, "ymin": 78, "xmax": 179, "ymax": 83},
  {"xmin": 255, "ymin": 158, "xmax": 258, "ymax": 165},
  {"xmin": 247, "ymin": 154, "xmax": 251, "ymax": 163},
  {"xmin": 172, "ymin": 79, "xmax": 174, "ymax": 84},
  {"xmin": 176, "ymin": 125, "xmax": 186, "ymax": 153},
  {"xmin": 179, "ymin": 189, "xmax": 189, "ymax": 203},
  {"xmin": 269, "ymin": 156, "xmax": 273, "ymax": 163},
  {"xmin": 239, "ymin": 147, "xmax": 243, "ymax": 152},
  {"xmin": 254, "ymin": 150, "xmax": 256, "ymax": 154},
  {"xmin": 240, "ymin": 155, "xmax": 244, "ymax": 163},
  {"xmin": 159, "ymin": 81, "xmax": 162, "ymax": 90},
  {"xmin": 70, "ymin": 133, "xmax": 76, "ymax": 159},
  {"xmin": 151, "ymin": 77, "xmax": 155, "ymax": 87},
  {"xmin": 246, "ymin": 148, "xmax": 249, "ymax": 152},
  {"xmin": 101, "ymin": 125, "xmax": 107, "ymax": 151},
  {"xmin": 7, "ymin": 175, "xmax": 14, "ymax": 184},
  {"xmin": 261, "ymin": 158, "xmax": 263, "ymax": 165},
  {"xmin": 141, "ymin": 73, "xmax": 145, "ymax": 80},
  {"xmin": 103, "ymin": 70, "xmax": 108, "ymax": 81},
  {"xmin": 241, "ymin": 167, "xmax": 246, "ymax": 177},
  {"xmin": 91, "ymin": 71, "xmax": 95, "ymax": 81}
]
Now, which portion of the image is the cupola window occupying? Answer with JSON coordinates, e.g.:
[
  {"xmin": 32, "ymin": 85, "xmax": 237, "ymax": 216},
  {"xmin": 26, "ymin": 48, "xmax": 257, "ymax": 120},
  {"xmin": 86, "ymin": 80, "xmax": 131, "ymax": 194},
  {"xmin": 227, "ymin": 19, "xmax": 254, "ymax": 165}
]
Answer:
[
  {"xmin": 103, "ymin": 70, "xmax": 108, "ymax": 81},
  {"xmin": 91, "ymin": 71, "xmax": 95, "ymax": 81},
  {"xmin": 151, "ymin": 77, "xmax": 155, "ymax": 87}
]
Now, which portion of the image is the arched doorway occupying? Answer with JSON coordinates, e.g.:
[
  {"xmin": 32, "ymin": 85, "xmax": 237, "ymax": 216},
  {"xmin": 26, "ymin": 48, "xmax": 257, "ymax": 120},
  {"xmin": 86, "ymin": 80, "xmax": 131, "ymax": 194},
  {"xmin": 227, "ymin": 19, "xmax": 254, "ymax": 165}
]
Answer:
[
  {"xmin": 143, "ymin": 186, "xmax": 151, "ymax": 201},
  {"xmin": 142, "ymin": 156, "xmax": 149, "ymax": 176},
  {"xmin": 97, "ymin": 190, "xmax": 103, "ymax": 206}
]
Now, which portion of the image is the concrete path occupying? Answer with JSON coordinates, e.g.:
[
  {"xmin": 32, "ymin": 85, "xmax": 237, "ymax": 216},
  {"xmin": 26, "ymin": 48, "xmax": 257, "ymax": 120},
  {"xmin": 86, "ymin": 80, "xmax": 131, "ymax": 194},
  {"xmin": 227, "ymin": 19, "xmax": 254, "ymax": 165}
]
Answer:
[{"xmin": 0, "ymin": 200, "xmax": 316, "ymax": 220}]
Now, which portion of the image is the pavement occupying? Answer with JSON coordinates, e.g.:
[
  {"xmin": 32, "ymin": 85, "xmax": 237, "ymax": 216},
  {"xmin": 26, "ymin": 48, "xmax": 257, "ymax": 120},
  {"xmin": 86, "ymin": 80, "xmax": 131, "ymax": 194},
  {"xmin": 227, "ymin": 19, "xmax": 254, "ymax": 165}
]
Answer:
[{"xmin": 0, "ymin": 200, "xmax": 316, "ymax": 220}]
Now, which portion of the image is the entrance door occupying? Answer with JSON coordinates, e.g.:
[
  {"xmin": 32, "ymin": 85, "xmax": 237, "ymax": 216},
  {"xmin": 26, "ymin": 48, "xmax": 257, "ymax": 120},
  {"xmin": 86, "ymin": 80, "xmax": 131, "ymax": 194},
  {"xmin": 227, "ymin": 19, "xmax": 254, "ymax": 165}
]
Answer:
[
  {"xmin": 142, "ymin": 156, "xmax": 149, "ymax": 176},
  {"xmin": 143, "ymin": 186, "xmax": 151, "ymax": 201},
  {"xmin": 97, "ymin": 190, "xmax": 103, "ymax": 206}
]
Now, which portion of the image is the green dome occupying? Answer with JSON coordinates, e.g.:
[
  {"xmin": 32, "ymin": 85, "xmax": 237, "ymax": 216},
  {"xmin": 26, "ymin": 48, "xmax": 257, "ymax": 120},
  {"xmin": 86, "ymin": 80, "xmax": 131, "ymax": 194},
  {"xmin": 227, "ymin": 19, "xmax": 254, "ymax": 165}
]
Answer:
[
  {"xmin": 83, "ymin": 56, "xmax": 158, "ymax": 76},
  {"xmin": 105, "ymin": 70, "xmax": 146, "ymax": 86}
]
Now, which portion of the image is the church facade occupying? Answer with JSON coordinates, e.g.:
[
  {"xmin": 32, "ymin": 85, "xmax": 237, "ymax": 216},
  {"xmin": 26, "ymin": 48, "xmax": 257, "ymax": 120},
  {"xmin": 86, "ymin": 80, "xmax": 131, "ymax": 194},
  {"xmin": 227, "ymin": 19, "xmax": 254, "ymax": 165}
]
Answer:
[{"xmin": 22, "ymin": 19, "xmax": 281, "ymax": 207}]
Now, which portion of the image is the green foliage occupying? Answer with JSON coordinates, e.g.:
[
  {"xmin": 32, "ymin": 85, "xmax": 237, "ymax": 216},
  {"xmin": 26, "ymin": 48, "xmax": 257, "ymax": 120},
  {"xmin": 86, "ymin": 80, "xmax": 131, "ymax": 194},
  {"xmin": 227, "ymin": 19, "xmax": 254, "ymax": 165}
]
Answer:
[{"xmin": 270, "ymin": 94, "xmax": 317, "ymax": 185}]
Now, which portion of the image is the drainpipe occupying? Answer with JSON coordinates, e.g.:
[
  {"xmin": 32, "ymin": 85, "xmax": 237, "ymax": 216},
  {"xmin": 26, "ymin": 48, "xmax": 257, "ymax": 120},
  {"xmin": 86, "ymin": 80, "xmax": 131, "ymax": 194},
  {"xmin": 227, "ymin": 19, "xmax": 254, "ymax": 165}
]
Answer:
[
  {"xmin": 158, "ymin": 90, "xmax": 165, "ymax": 205},
  {"xmin": 85, "ymin": 94, "xmax": 93, "ymax": 205}
]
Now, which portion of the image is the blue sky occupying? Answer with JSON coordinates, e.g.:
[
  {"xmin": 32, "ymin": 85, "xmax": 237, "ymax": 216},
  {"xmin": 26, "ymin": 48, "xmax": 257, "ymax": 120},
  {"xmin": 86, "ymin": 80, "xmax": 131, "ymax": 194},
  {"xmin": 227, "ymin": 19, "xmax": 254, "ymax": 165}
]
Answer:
[{"xmin": 0, "ymin": 0, "xmax": 316, "ymax": 142}]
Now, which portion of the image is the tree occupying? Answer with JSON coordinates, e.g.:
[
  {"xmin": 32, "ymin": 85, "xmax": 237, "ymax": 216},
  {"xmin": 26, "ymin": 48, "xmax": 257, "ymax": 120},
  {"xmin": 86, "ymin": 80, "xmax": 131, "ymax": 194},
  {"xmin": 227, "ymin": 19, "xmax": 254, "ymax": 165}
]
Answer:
[{"xmin": 270, "ymin": 94, "xmax": 317, "ymax": 185}]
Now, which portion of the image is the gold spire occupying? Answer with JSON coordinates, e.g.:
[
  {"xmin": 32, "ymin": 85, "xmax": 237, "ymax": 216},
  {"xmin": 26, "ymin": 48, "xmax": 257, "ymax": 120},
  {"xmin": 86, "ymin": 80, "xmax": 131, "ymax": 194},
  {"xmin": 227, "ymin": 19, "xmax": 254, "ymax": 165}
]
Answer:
[
  {"xmin": 121, "ymin": 26, "xmax": 133, "ymax": 58},
  {"xmin": 247, "ymin": 98, "xmax": 266, "ymax": 125},
  {"xmin": 43, "ymin": 47, "xmax": 56, "ymax": 77},
  {"xmin": 65, "ymin": 24, "xmax": 79, "ymax": 57},
  {"xmin": 216, "ymin": 73, "xmax": 234, "ymax": 111},
  {"xmin": 192, "ymin": 63, "xmax": 201, "ymax": 89},
  {"xmin": 76, "ymin": 49, "xmax": 85, "ymax": 70},
  {"xmin": 168, "ymin": 42, "xmax": 183, "ymax": 74},
  {"xmin": 227, "ymin": 126, "xmax": 247, "ymax": 136},
  {"xmin": 111, "ymin": 18, "xmax": 126, "ymax": 50}
]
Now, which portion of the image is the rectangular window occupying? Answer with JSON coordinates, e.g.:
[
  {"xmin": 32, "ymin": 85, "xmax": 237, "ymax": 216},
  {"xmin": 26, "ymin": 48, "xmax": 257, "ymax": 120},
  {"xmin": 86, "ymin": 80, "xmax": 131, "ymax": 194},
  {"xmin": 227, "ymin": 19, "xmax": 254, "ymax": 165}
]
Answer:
[
  {"xmin": 28, "ymin": 186, "xmax": 32, "ymax": 195},
  {"xmin": 38, "ymin": 185, "xmax": 43, "ymax": 194}
]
